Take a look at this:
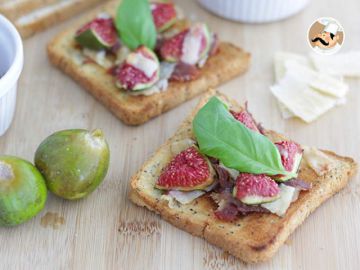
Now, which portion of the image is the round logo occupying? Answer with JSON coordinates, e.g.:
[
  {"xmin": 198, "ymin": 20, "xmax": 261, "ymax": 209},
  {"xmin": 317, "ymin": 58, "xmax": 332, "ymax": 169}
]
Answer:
[{"xmin": 307, "ymin": 17, "xmax": 345, "ymax": 55}]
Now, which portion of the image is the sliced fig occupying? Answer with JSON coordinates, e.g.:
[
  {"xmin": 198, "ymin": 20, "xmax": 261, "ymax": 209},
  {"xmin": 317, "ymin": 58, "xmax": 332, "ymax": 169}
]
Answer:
[
  {"xmin": 160, "ymin": 29, "xmax": 188, "ymax": 62},
  {"xmin": 274, "ymin": 141, "xmax": 303, "ymax": 181},
  {"xmin": 233, "ymin": 173, "xmax": 280, "ymax": 205},
  {"xmin": 230, "ymin": 110, "xmax": 259, "ymax": 132},
  {"xmin": 151, "ymin": 2, "xmax": 177, "ymax": 32},
  {"xmin": 75, "ymin": 18, "xmax": 118, "ymax": 50},
  {"xmin": 116, "ymin": 46, "xmax": 160, "ymax": 91},
  {"xmin": 156, "ymin": 146, "xmax": 215, "ymax": 191},
  {"xmin": 160, "ymin": 23, "xmax": 211, "ymax": 65},
  {"xmin": 161, "ymin": 19, "xmax": 191, "ymax": 40}
]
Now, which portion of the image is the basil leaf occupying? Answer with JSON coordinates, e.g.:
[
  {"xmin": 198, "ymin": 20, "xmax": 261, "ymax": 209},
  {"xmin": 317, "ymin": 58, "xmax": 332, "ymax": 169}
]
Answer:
[
  {"xmin": 193, "ymin": 97, "xmax": 288, "ymax": 176},
  {"xmin": 115, "ymin": 0, "xmax": 156, "ymax": 50}
]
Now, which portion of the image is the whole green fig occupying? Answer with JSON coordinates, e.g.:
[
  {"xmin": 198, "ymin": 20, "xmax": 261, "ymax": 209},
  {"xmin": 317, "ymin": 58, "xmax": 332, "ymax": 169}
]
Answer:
[
  {"xmin": 0, "ymin": 156, "xmax": 47, "ymax": 226},
  {"xmin": 35, "ymin": 129, "xmax": 110, "ymax": 200}
]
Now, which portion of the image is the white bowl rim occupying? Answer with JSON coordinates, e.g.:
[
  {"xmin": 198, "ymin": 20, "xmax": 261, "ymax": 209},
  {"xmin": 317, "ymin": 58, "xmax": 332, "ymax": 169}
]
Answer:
[{"xmin": 0, "ymin": 15, "xmax": 23, "ymax": 99}]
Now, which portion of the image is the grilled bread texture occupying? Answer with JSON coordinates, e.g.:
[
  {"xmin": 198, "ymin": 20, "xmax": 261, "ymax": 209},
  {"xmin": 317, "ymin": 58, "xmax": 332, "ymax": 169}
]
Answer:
[
  {"xmin": 0, "ymin": 0, "xmax": 108, "ymax": 38},
  {"xmin": 129, "ymin": 89, "xmax": 357, "ymax": 263},
  {"xmin": 47, "ymin": 0, "xmax": 250, "ymax": 125}
]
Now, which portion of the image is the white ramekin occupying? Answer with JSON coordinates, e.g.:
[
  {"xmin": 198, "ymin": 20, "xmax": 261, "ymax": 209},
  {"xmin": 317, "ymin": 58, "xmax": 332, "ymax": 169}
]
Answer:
[
  {"xmin": 198, "ymin": 0, "xmax": 310, "ymax": 23},
  {"xmin": 0, "ymin": 15, "xmax": 23, "ymax": 136}
]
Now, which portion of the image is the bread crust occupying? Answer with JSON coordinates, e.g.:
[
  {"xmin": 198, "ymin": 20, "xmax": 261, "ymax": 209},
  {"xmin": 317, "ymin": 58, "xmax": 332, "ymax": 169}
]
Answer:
[
  {"xmin": 0, "ymin": 0, "xmax": 106, "ymax": 38},
  {"xmin": 47, "ymin": 1, "xmax": 250, "ymax": 125},
  {"xmin": 129, "ymin": 89, "xmax": 358, "ymax": 263}
]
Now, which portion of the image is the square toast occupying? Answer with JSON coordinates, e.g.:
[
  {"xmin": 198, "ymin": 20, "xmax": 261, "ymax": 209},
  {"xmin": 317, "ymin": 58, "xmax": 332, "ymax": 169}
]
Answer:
[
  {"xmin": 129, "ymin": 89, "xmax": 357, "ymax": 263},
  {"xmin": 47, "ymin": 0, "xmax": 250, "ymax": 125},
  {"xmin": 0, "ymin": 0, "xmax": 108, "ymax": 38}
]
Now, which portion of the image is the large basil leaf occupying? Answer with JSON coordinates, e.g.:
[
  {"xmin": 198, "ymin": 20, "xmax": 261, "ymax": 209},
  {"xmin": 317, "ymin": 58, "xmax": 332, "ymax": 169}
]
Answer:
[
  {"xmin": 193, "ymin": 97, "xmax": 289, "ymax": 176},
  {"xmin": 115, "ymin": 0, "xmax": 156, "ymax": 50}
]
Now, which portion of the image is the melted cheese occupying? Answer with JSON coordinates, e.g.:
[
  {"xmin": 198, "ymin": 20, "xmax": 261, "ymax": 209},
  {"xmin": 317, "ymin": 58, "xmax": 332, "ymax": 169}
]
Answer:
[{"xmin": 127, "ymin": 53, "xmax": 159, "ymax": 78}]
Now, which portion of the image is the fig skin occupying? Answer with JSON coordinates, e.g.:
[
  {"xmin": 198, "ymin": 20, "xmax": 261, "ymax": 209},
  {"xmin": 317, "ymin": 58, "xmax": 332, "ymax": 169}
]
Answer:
[
  {"xmin": 0, "ymin": 156, "xmax": 47, "ymax": 226},
  {"xmin": 34, "ymin": 129, "xmax": 110, "ymax": 200}
]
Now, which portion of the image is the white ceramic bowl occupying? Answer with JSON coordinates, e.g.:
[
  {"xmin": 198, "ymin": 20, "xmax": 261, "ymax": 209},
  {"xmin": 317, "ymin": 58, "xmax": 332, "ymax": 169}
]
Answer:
[
  {"xmin": 0, "ymin": 15, "xmax": 23, "ymax": 136},
  {"xmin": 198, "ymin": 0, "xmax": 310, "ymax": 23}
]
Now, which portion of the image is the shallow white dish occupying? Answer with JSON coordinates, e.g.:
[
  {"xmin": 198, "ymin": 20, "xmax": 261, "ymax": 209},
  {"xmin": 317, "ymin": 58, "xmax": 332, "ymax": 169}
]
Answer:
[
  {"xmin": 198, "ymin": 0, "xmax": 310, "ymax": 23},
  {"xmin": 0, "ymin": 15, "xmax": 23, "ymax": 136}
]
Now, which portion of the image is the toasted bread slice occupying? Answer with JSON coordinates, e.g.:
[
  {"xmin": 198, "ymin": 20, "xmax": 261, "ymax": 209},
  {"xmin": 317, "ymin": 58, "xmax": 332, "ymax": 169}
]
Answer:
[
  {"xmin": 0, "ymin": 0, "xmax": 108, "ymax": 38},
  {"xmin": 47, "ymin": 1, "xmax": 250, "ymax": 125},
  {"xmin": 129, "ymin": 89, "xmax": 357, "ymax": 263}
]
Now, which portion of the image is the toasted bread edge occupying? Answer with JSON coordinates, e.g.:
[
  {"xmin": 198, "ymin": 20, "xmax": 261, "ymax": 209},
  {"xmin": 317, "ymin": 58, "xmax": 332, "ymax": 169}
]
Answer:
[{"xmin": 129, "ymin": 89, "xmax": 357, "ymax": 263}]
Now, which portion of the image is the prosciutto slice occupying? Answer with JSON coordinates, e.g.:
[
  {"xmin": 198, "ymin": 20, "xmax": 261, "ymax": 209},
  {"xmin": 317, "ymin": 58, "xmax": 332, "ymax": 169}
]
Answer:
[
  {"xmin": 212, "ymin": 191, "xmax": 269, "ymax": 221},
  {"xmin": 283, "ymin": 178, "xmax": 312, "ymax": 190},
  {"xmin": 170, "ymin": 62, "xmax": 200, "ymax": 82}
]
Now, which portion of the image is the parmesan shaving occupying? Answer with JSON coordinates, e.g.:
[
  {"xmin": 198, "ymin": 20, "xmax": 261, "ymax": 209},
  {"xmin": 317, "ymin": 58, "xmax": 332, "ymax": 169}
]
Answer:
[
  {"xmin": 82, "ymin": 48, "xmax": 113, "ymax": 69},
  {"xmin": 285, "ymin": 61, "xmax": 348, "ymax": 98},
  {"xmin": 262, "ymin": 184, "xmax": 299, "ymax": 217},
  {"xmin": 127, "ymin": 53, "xmax": 159, "ymax": 78},
  {"xmin": 270, "ymin": 74, "xmax": 337, "ymax": 123},
  {"xmin": 303, "ymin": 146, "xmax": 335, "ymax": 176},
  {"xmin": 272, "ymin": 51, "xmax": 351, "ymax": 122},
  {"xmin": 310, "ymin": 51, "xmax": 360, "ymax": 77}
]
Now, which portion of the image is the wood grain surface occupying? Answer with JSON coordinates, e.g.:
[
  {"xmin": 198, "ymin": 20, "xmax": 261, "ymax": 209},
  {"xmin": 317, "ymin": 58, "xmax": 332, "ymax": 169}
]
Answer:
[{"xmin": 0, "ymin": 0, "xmax": 359, "ymax": 269}]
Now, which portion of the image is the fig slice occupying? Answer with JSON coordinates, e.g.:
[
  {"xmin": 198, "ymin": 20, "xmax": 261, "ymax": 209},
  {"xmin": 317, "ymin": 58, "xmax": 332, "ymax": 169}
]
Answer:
[
  {"xmin": 116, "ymin": 46, "xmax": 160, "ymax": 91},
  {"xmin": 75, "ymin": 17, "xmax": 118, "ymax": 50},
  {"xmin": 160, "ymin": 23, "xmax": 211, "ymax": 65},
  {"xmin": 159, "ymin": 29, "xmax": 188, "ymax": 62},
  {"xmin": 230, "ymin": 110, "xmax": 260, "ymax": 132},
  {"xmin": 233, "ymin": 173, "xmax": 280, "ymax": 205},
  {"xmin": 274, "ymin": 141, "xmax": 303, "ymax": 181},
  {"xmin": 156, "ymin": 146, "xmax": 215, "ymax": 191},
  {"xmin": 151, "ymin": 2, "xmax": 177, "ymax": 32}
]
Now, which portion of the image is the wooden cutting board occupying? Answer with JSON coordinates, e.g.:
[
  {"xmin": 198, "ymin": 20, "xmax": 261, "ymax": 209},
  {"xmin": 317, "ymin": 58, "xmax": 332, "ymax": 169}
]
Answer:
[{"xmin": 0, "ymin": 0, "xmax": 359, "ymax": 269}]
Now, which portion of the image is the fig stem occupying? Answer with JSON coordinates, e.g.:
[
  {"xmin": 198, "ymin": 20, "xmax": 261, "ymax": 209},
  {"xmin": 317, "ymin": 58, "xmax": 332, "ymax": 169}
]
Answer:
[{"xmin": 91, "ymin": 129, "xmax": 104, "ymax": 138}]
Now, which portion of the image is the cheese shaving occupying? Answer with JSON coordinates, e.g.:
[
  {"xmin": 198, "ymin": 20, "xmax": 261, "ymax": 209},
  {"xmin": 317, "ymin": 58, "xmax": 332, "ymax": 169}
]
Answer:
[
  {"xmin": 262, "ymin": 184, "xmax": 299, "ymax": 217},
  {"xmin": 272, "ymin": 51, "xmax": 351, "ymax": 122},
  {"xmin": 303, "ymin": 146, "xmax": 335, "ymax": 176},
  {"xmin": 83, "ymin": 48, "xmax": 113, "ymax": 69},
  {"xmin": 270, "ymin": 74, "xmax": 337, "ymax": 123},
  {"xmin": 310, "ymin": 51, "xmax": 360, "ymax": 77},
  {"xmin": 127, "ymin": 53, "xmax": 159, "ymax": 78},
  {"xmin": 285, "ymin": 61, "xmax": 348, "ymax": 98}
]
